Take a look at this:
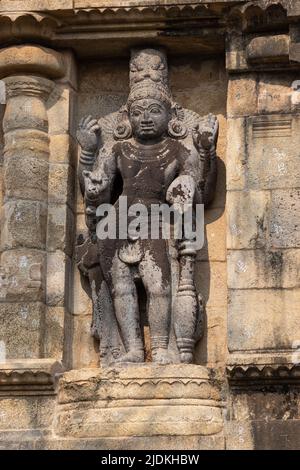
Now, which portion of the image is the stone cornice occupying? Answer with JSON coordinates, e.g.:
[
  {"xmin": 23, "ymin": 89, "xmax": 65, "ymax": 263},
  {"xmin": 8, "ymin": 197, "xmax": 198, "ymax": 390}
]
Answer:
[
  {"xmin": 227, "ymin": 353, "xmax": 300, "ymax": 387},
  {"xmin": 0, "ymin": 359, "xmax": 64, "ymax": 396},
  {"xmin": 0, "ymin": 1, "xmax": 294, "ymax": 59}
]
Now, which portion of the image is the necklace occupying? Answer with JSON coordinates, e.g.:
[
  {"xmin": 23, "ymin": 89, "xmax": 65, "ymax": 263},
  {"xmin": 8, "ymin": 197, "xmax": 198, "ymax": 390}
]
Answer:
[{"xmin": 121, "ymin": 139, "xmax": 172, "ymax": 163}]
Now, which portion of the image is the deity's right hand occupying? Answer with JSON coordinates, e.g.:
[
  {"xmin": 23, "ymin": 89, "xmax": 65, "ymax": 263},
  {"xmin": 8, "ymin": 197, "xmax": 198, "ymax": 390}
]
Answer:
[{"xmin": 77, "ymin": 115, "xmax": 101, "ymax": 153}]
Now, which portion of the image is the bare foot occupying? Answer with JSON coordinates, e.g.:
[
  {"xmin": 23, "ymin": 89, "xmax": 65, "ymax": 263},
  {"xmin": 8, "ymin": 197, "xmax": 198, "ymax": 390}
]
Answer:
[
  {"xmin": 180, "ymin": 352, "xmax": 193, "ymax": 363},
  {"xmin": 115, "ymin": 349, "xmax": 144, "ymax": 363},
  {"xmin": 152, "ymin": 348, "xmax": 171, "ymax": 365}
]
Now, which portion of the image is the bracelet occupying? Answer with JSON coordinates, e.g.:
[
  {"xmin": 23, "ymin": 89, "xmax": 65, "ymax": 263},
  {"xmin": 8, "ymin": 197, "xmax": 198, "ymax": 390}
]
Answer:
[{"xmin": 80, "ymin": 149, "xmax": 95, "ymax": 165}]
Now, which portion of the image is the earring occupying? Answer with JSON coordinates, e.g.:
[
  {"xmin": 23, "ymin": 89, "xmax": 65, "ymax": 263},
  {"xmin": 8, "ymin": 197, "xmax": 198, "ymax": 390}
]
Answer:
[
  {"xmin": 168, "ymin": 119, "xmax": 187, "ymax": 139},
  {"xmin": 113, "ymin": 109, "xmax": 132, "ymax": 140}
]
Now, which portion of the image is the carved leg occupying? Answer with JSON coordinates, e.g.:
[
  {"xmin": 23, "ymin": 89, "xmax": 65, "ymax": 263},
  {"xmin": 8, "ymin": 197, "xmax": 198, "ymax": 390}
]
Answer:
[
  {"xmin": 139, "ymin": 244, "xmax": 171, "ymax": 365},
  {"xmin": 111, "ymin": 255, "xmax": 144, "ymax": 363}
]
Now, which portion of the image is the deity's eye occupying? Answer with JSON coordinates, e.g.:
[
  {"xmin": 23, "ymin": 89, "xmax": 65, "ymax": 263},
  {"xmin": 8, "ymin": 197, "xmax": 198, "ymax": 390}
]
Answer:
[
  {"xmin": 131, "ymin": 109, "xmax": 141, "ymax": 117},
  {"xmin": 150, "ymin": 107, "xmax": 162, "ymax": 114}
]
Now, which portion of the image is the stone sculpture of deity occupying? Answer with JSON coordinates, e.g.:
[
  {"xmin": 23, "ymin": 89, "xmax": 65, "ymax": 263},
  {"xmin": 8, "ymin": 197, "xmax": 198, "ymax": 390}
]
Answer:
[{"xmin": 76, "ymin": 48, "xmax": 218, "ymax": 366}]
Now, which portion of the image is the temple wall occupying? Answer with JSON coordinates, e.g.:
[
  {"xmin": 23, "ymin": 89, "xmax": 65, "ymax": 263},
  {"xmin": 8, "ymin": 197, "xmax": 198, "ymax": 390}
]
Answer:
[{"xmin": 0, "ymin": 0, "xmax": 300, "ymax": 450}]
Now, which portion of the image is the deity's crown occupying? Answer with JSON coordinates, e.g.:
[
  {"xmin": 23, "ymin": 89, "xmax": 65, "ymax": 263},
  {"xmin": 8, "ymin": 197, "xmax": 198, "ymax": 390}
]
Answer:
[
  {"xmin": 129, "ymin": 48, "xmax": 168, "ymax": 88},
  {"xmin": 127, "ymin": 47, "xmax": 173, "ymax": 108},
  {"xmin": 127, "ymin": 79, "xmax": 173, "ymax": 108}
]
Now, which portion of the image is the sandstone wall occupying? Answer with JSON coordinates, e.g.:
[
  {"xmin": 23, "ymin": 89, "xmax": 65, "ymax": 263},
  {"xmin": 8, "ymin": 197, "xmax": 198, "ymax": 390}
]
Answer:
[{"xmin": 0, "ymin": 0, "xmax": 300, "ymax": 450}]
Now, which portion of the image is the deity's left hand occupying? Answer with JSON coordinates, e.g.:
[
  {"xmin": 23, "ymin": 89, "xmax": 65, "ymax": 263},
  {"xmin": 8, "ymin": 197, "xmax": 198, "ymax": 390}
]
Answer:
[{"xmin": 192, "ymin": 113, "xmax": 218, "ymax": 151}]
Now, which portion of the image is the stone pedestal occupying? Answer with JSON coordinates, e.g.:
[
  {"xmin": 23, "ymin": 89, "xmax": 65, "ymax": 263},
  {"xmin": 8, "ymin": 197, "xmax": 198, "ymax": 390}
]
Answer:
[{"xmin": 55, "ymin": 365, "xmax": 225, "ymax": 449}]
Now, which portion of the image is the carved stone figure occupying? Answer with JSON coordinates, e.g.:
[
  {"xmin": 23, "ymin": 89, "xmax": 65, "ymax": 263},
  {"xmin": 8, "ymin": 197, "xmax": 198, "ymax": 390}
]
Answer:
[{"xmin": 76, "ymin": 48, "xmax": 218, "ymax": 366}]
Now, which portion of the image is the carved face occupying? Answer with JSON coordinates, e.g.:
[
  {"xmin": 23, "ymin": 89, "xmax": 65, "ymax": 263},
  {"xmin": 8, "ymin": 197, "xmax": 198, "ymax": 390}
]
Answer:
[
  {"xmin": 129, "ymin": 99, "xmax": 170, "ymax": 142},
  {"xmin": 130, "ymin": 50, "xmax": 168, "ymax": 86}
]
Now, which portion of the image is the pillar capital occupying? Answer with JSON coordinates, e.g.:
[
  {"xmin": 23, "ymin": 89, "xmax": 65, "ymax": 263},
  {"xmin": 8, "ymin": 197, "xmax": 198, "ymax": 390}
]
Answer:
[
  {"xmin": 4, "ymin": 75, "xmax": 54, "ymax": 100},
  {"xmin": 0, "ymin": 44, "xmax": 66, "ymax": 80}
]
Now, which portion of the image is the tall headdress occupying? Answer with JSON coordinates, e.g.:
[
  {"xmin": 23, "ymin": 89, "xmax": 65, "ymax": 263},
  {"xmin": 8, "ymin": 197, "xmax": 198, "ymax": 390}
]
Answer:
[{"xmin": 113, "ymin": 48, "xmax": 187, "ymax": 139}]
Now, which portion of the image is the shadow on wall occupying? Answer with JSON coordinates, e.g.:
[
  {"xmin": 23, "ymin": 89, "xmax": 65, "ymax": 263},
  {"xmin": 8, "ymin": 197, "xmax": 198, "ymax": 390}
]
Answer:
[{"xmin": 195, "ymin": 156, "xmax": 226, "ymax": 366}]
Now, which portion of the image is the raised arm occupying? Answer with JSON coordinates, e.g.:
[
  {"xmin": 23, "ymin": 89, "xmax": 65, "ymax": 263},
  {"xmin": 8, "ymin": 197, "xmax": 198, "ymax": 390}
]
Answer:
[{"xmin": 77, "ymin": 115, "xmax": 101, "ymax": 194}]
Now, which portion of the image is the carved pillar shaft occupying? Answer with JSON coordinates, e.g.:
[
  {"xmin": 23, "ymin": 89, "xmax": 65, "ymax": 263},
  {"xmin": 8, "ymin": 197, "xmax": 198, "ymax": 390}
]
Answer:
[{"xmin": 0, "ymin": 45, "xmax": 67, "ymax": 361}]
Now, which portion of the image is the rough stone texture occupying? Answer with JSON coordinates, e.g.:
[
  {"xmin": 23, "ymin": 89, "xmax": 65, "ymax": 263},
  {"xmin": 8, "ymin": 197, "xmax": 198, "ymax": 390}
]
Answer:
[
  {"xmin": 270, "ymin": 189, "xmax": 300, "ymax": 248},
  {"xmin": 4, "ymin": 155, "xmax": 49, "ymax": 202},
  {"xmin": 228, "ymin": 249, "xmax": 300, "ymax": 290},
  {"xmin": 0, "ymin": 396, "xmax": 55, "ymax": 431},
  {"xmin": 0, "ymin": 200, "xmax": 47, "ymax": 250},
  {"xmin": 0, "ymin": 249, "xmax": 45, "ymax": 302},
  {"xmin": 48, "ymin": 86, "xmax": 77, "ymax": 137},
  {"xmin": 226, "ymin": 388, "xmax": 300, "ymax": 450},
  {"xmin": 246, "ymin": 35, "xmax": 290, "ymax": 64},
  {"xmin": 49, "ymin": 134, "xmax": 76, "ymax": 166},
  {"xmin": 0, "ymin": 302, "xmax": 45, "ymax": 359},
  {"xmin": 44, "ymin": 307, "xmax": 65, "ymax": 360},
  {"xmin": 227, "ymin": 75, "xmax": 258, "ymax": 118},
  {"xmin": 47, "ymin": 204, "xmax": 75, "ymax": 256},
  {"xmin": 226, "ymin": 117, "xmax": 246, "ymax": 191},
  {"xmin": 228, "ymin": 289, "xmax": 300, "ymax": 352},
  {"xmin": 0, "ymin": 45, "xmax": 65, "ymax": 79},
  {"xmin": 1, "ymin": 0, "xmax": 300, "ymax": 451},
  {"xmin": 246, "ymin": 115, "xmax": 300, "ymax": 190},
  {"xmin": 70, "ymin": 315, "xmax": 99, "ymax": 369},
  {"xmin": 55, "ymin": 365, "xmax": 224, "ymax": 442},
  {"xmin": 227, "ymin": 190, "xmax": 270, "ymax": 250},
  {"xmin": 46, "ymin": 251, "xmax": 71, "ymax": 306}
]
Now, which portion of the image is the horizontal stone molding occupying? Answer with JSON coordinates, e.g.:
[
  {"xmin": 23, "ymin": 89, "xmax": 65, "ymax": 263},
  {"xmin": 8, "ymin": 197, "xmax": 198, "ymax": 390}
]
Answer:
[
  {"xmin": 56, "ymin": 365, "xmax": 224, "ymax": 439},
  {"xmin": 227, "ymin": 353, "xmax": 300, "ymax": 387},
  {"xmin": 0, "ymin": 359, "xmax": 63, "ymax": 395},
  {"xmin": 3, "ymin": 76, "xmax": 54, "ymax": 100},
  {"xmin": 58, "ymin": 364, "xmax": 223, "ymax": 403}
]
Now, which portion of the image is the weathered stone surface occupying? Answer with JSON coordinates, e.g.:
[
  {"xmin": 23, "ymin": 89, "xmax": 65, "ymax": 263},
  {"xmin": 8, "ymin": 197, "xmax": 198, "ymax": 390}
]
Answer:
[
  {"xmin": 4, "ymin": 130, "xmax": 49, "ymax": 161},
  {"xmin": 49, "ymin": 134, "xmax": 76, "ymax": 166},
  {"xmin": 0, "ymin": 0, "xmax": 72, "ymax": 11},
  {"xmin": 0, "ymin": 302, "xmax": 44, "ymax": 359},
  {"xmin": 4, "ymin": 155, "xmax": 49, "ymax": 202},
  {"xmin": 0, "ymin": 249, "xmax": 45, "ymax": 302},
  {"xmin": 227, "ymin": 190, "xmax": 270, "ymax": 250},
  {"xmin": 226, "ymin": 117, "xmax": 246, "ymax": 191},
  {"xmin": 0, "ymin": 45, "xmax": 65, "ymax": 79},
  {"xmin": 195, "ymin": 306, "xmax": 227, "ymax": 365},
  {"xmin": 246, "ymin": 35, "xmax": 290, "ymax": 64},
  {"xmin": 0, "ymin": 200, "xmax": 47, "ymax": 250},
  {"xmin": 257, "ymin": 75, "xmax": 292, "ymax": 114},
  {"xmin": 0, "ymin": 396, "xmax": 55, "ymax": 431},
  {"xmin": 228, "ymin": 249, "xmax": 300, "ymax": 289},
  {"xmin": 48, "ymin": 86, "xmax": 77, "ymax": 137},
  {"xmin": 228, "ymin": 289, "xmax": 300, "ymax": 352},
  {"xmin": 246, "ymin": 115, "xmax": 300, "ymax": 190},
  {"xmin": 47, "ymin": 204, "xmax": 75, "ymax": 256},
  {"xmin": 44, "ymin": 307, "xmax": 65, "ymax": 359},
  {"xmin": 195, "ymin": 261, "xmax": 227, "ymax": 308},
  {"xmin": 56, "ymin": 365, "xmax": 223, "ymax": 439},
  {"xmin": 3, "ymin": 78, "xmax": 52, "ymax": 133},
  {"xmin": 71, "ymin": 315, "xmax": 99, "ymax": 369},
  {"xmin": 270, "ymin": 189, "xmax": 300, "ymax": 248},
  {"xmin": 70, "ymin": 267, "xmax": 91, "ymax": 316},
  {"xmin": 1, "ymin": 433, "xmax": 225, "ymax": 450},
  {"xmin": 197, "ymin": 208, "xmax": 226, "ymax": 262},
  {"xmin": 227, "ymin": 75, "xmax": 258, "ymax": 118},
  {"xmin": 46, "ymin": 251, "xmax": 71, "ymax": 306},
  {"xmin": 48, "ymin": 163, "xmax": 75, "ymax": 208},
  {"xmin": 225, "ymin": 421, "xmax": 254, "ymax": 450}
]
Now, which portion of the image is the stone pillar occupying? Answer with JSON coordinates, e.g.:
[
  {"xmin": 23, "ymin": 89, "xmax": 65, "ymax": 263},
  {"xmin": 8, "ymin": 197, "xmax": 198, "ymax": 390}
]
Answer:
[{"xmin": 0, "ymin": 45, "xmax": 66, "ymax": 360}]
